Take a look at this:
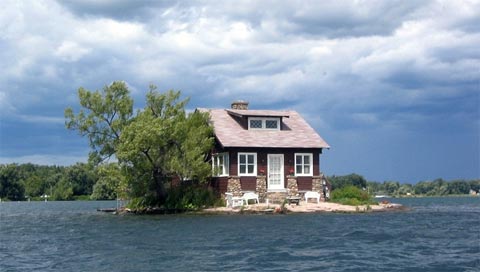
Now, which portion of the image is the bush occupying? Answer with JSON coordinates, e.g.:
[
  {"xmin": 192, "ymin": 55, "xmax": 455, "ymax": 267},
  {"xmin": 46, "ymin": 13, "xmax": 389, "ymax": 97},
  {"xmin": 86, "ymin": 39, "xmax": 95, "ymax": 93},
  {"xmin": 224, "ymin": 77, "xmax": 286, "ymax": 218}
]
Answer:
[
  {"xmin": 331, "ymin": 185, "xmax": 376, "ymax": 206},
  {"xmin": 164, "ymin": 183, "xmax": 220, "ymax": 211}
]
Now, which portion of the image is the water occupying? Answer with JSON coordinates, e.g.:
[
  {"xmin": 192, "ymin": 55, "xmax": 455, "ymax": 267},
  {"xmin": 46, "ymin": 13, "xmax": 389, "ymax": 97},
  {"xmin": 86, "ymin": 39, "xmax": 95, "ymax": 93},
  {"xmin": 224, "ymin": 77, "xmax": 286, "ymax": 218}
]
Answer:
[{"xmin": 1, "ymin": 197, "xmax": 478, "ymax": 271}]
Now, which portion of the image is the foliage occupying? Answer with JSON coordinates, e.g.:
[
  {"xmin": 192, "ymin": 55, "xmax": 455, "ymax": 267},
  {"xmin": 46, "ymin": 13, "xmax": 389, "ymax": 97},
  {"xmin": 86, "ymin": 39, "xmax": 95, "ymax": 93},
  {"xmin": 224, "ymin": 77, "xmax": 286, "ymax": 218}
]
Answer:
[
  {"xmin": 91, "ymin": 163, "xmax": 126, "ymax": 200},
  {"xmin": 0, "ymin": 162, "xmax": 478, "ymax": 202},
  {"xmin": 329, "ymin": 173, "xmax": 367, "ymax": 190},
  {"xmin": 368, "ymin": 177, "xmax": 479, "ymax": 197},
  {"xmin": 0, "ymin": 164, "xmax": 25, "ymax": 201},
  {"xmin": 66, "ymin": 82, "xmax": 215, "ymax": 206},
  {"xmin": 51, "ymin": 178, "xmax": 74, "ymax": 200},
  {"xmin": 330, "ymin": 185, "xmax": 375, "ymax": 206},
  {"xmin": 164, "ymin": 182, "xmax": 219, "ymax": 210},
  {"xmin": 65, "ymin": 81, "xmax": 133, "ymax": 164}
]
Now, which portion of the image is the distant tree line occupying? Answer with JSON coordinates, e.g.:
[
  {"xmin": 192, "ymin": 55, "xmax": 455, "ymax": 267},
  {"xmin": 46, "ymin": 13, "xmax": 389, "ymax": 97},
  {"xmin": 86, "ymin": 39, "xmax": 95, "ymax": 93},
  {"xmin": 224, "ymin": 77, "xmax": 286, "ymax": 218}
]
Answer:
[
  {"xmin": 0, "ymin": 163, "xmax": 94, "ymax": 201},
  {"xmin": 329, "ymin": 174, "xmax": 479, "ymax": 197},
  {"xmin": 2, "ymin": 165, "xmax": 479, "ymax": 202}
]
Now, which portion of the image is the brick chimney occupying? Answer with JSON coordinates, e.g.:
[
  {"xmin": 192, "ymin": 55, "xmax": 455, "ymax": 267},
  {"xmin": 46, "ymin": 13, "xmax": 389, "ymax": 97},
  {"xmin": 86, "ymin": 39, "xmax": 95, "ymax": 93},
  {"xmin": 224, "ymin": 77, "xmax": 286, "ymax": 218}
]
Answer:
[{"xmin": 231, "ymin": 100, "xmax": 249, "ymax": 110}]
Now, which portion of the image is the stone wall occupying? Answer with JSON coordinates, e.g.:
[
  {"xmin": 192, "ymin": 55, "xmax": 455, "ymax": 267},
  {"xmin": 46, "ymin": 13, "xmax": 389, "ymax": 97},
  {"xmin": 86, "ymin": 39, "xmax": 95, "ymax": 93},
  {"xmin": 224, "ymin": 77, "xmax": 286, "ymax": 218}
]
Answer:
[
  {"xmin": 286, "ymin": 176, "xmax": 299, "ymax": 197},
  {"xmin": 312, "ymin": 176, "xmax": 322, "ymax": 192},
  {"xmin": 255, "ymin": 176, "xmax": 267, "ymax": 202},
  {"xmin": 227, "ymin": 176, "xmax": 242, "ymax": 197},
  {"xmin": 312, "ymin": 174, "xmax": 330, "ymax": 201}
]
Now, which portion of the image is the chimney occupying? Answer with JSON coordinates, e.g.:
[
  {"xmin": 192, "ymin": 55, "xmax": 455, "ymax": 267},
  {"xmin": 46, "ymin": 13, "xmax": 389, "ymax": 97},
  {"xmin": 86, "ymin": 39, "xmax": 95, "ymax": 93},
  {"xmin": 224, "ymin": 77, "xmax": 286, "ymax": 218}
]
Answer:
[{"xmin": 231, "ymin": 100, "xmax": 249, "ymax": 110}]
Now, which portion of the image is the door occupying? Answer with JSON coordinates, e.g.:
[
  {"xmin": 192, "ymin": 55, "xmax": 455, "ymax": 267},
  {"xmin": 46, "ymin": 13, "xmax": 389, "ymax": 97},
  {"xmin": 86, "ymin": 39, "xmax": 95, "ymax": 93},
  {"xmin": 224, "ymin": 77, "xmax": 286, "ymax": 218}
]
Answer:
[{"xmin": 268, "ymin": 154, "xmax": 284, "ymax": 190}]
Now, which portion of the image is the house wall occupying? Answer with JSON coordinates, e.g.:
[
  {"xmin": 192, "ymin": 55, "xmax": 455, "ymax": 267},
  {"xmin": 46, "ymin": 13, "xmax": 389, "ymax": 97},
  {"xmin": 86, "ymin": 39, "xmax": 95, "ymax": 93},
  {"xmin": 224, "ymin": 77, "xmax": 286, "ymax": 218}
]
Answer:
[
  {"xmin": 210, "ymin": 176, "xmax": 228, "ymax": 194},
  {"xmin": 211, "ymin": 147, "xmax": 322, "ymax": 192},
  {"xmin": 227, "ymin": 147, "xmax": 322, "ymax": 177},
  {"xmin": 240, "ymin": 176, "xmax": 257, "ymax": 191},
  {"xmin": 297, "ymin": 176, "xmax": 313, "ymax": 191}
]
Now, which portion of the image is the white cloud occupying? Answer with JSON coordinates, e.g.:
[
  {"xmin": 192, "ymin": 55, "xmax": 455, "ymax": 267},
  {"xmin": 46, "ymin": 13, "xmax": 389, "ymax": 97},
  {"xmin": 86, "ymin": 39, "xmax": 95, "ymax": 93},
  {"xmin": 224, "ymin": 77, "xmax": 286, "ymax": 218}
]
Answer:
[
  {"xmin": 0, "ymin": 0, "xmax": 477, "ymax": 180},
  {"xmin": 55, "ymin": 41, "xmax": 91, "ymax": 62}
]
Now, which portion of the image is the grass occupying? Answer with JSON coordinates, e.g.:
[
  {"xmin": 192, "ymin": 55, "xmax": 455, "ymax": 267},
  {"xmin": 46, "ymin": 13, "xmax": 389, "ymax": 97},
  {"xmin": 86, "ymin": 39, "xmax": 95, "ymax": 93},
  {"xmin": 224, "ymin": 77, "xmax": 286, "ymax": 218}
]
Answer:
[{"xmin": 331, "ymin": 185, "xmax": 377, "ymax": 206}]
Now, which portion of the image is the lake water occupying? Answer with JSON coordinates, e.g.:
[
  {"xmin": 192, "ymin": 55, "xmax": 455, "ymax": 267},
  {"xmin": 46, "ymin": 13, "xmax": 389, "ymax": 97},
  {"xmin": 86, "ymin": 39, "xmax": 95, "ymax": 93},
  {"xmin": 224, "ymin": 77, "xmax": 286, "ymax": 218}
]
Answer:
[{"xmin": 0, "ymin": 197, "xmax": 479, "ymax": 271}]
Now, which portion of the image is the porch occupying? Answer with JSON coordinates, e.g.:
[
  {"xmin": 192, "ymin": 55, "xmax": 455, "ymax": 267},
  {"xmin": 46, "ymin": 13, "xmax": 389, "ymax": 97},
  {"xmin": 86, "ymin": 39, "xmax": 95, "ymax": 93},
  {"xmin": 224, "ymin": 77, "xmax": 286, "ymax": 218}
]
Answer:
[{"xmin": 223, "ymin": 174, "xmax": 331, "ymax": 204}]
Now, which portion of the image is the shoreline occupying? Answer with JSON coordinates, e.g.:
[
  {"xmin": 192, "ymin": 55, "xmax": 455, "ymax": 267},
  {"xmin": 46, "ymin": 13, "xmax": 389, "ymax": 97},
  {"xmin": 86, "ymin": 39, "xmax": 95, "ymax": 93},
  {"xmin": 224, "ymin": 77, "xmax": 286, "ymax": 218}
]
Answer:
[
  {"xmin": 201, "ymin": 201, "xmax": 408, "ymax": 215},
  {"xmin": 105, "ymin": 201, "xmax": 408, "ymax": 215}
]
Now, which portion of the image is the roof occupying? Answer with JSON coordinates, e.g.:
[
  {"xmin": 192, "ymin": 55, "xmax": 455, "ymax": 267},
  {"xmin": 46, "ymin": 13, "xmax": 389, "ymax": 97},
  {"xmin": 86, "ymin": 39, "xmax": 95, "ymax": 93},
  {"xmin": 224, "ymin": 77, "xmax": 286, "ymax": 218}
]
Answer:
[
  {"xmin": 198, "ymin": 108, "xmax": 330, "ymax": 149},
  {"xmin": 226, "ymin": 109, "xmax": 290, "ymax": 118}
]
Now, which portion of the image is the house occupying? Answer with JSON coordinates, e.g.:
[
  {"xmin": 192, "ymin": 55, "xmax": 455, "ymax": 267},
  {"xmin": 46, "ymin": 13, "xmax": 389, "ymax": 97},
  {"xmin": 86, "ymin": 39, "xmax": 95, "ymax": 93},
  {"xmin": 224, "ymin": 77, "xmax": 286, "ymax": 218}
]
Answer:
[{"xmin": 199, "ymin": 101, "xmax": 331, "ymax": 202}]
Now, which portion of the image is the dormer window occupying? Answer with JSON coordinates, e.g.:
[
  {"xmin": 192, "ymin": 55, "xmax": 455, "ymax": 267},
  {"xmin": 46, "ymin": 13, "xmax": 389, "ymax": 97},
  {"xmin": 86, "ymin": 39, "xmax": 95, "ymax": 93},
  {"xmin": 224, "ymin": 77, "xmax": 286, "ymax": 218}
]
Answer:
[{"xmin": 248, "ymin": 117, "xmax": 280, "ymax": 130}]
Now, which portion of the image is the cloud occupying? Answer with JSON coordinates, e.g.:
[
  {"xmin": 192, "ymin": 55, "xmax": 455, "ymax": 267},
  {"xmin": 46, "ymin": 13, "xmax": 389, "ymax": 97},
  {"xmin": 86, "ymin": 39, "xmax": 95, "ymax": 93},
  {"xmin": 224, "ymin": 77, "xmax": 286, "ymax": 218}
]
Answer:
[{"xmin": 0, "ymin": 0, "xmax": 478, "ymax": 181}]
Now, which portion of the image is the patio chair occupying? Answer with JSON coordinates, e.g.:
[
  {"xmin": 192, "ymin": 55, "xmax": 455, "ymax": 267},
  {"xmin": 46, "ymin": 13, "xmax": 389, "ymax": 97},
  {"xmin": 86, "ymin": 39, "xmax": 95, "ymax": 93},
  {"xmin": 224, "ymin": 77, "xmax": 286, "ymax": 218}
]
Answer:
[
  {"xmin": 242, "ymin": 192, "xmax": 259, "ymax": 206},
  {"xmin": 304, "ymin": 191, "xmax": 320, "ymax": 204},
  {"xmin": 225, "ymin": 193, "xmax": 243, "ymax": 208}
]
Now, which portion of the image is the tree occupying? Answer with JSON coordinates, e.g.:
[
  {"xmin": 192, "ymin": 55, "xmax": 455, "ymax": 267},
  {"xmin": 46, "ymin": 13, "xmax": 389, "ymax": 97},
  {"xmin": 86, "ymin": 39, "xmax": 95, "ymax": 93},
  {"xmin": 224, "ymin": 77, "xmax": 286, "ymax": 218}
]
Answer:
[
  {"xmin": 65, "ymin": 81, "xmax": 133, "ymax": 164},
  {"xmin": 64, "ymin": 163, "xmax": 96, "ymax": 196},
  {"xmin": 0, "ymin": 164, "xmax": 25, "ymax": 201},
  {"xmin": 51, "ymin": 177, "xmax": 74, "ymax": 200},
  {"xmin": 117, "ymin": 88, "xmax": 214, "ymax": 205},
  {"xmin": 329, "ymin": 173, "xmax": 367, "ymax": 190},
  {"xmin": 91, "ymin": 163, "xmax": 127, "ymax": 200},
  {"xmin": 66, "ymin": 82, "xmax": 214, "ymax": 206},
  {"xmin": 383, "ymin": 181, "xmax": 400, "ymax": 195}
]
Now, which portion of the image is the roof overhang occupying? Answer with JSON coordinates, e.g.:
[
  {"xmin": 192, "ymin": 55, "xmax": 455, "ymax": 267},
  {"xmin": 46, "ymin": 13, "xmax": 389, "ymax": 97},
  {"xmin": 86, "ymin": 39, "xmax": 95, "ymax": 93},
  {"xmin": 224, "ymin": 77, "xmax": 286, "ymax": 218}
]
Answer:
[{"xmin": 226, "ymin": 109, "xmax": 290, "ymax": 118}]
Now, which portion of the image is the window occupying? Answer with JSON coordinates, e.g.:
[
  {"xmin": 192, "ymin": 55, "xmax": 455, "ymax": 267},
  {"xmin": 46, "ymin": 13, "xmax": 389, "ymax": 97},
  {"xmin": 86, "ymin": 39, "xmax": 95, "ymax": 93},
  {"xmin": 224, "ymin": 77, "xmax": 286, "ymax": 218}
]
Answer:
[
  {"xmin": 248, "ymin": 117, "xmax": 280, "ymax": 130},
  {"xmin": 212, "ymin": 153, "xmax": 229, "ymax": 176},
  {"xmin": 295, "ymin": 153, "xmax": 313, "ymax": 176},
  {"xmin": 238, "ymin": 153, "xmax": 257, "ymax": 176},
  {"xmin": 249, "ymin": 119, "xmax": 263, "ymax": 129},
  {"xmin": 265, "ymin": 119, "xmax": 279, "ymax": 129}
]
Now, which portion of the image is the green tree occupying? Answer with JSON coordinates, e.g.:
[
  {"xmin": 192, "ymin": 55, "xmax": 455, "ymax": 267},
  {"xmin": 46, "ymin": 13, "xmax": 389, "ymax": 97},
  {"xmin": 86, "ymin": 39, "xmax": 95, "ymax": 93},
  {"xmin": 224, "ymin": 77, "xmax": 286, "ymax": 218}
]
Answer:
[
  {"xmin": 66, "ymin": 82, "xmax": 214, "ymax": 206},
  {"xmin": 383, "ymin": 181, "xmax": 400, "ymax": 195},
  {"xmin": 117, "ymin": 88, "xmax": 214, "ymax": 205},
  {"xmin": 64, "ymin": 163, "xmax": 96, "ymax": 196},
  {"xmin": 329, "ymin": 173, "xmax": 367, "ymax": 190},
  {"xmin": 397, "ymin": 183, "xmax": 413, "ymax": 195},
  {"xmin": 91, "ymin": 163, "xmax": 127, "ymax": 200},
  {"xmin": 51, "ymin": 177, "xmax": 74, "ymax": 200},
  {"xmin": 23, "ymin": 175, "xmax": 45, "ymax": 197},
  {"xmin": 0, "ymin": 164, "xmax": 25, "ymax": 201},
  {"xmin": 65, "ymin": 81, "xmax": 133, "ymax": 164}
]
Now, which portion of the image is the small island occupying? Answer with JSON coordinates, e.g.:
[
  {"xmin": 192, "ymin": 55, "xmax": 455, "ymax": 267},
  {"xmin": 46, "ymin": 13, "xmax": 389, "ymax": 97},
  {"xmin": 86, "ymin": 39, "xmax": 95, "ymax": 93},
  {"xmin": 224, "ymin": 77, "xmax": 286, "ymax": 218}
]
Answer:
[{"xmin": 202, "ymin": 201, "xmax": 406, "ymax": 215}]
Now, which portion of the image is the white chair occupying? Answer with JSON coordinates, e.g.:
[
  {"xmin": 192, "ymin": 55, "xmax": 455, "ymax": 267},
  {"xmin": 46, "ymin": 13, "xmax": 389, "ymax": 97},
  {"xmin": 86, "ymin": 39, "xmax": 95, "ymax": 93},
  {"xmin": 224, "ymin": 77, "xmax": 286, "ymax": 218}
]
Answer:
[
  {"xmin": 225, "ymin": 193, "xmax": 243, "ymax": 208},
  {"xmin": 305, "ymin": 191, "xmax": 320, "ymax": 204},
  {"xmin": 242, "ymin": 192, "xmax": 259, "ymax": 206}
]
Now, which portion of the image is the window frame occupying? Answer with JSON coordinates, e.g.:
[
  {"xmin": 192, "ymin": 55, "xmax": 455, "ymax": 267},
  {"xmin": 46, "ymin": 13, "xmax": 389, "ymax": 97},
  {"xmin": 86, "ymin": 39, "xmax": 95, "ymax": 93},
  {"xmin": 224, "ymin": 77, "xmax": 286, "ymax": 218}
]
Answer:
[
  {"xmin": 212, "ymin": 152, "xmax": 229, "ymax": 177},
  {"xmin": 248, "ymin": 117, "xmax": 280, "ymax": 130},
  {"xmin": 238, "ymin": 152, "xmax": 257, "ymax": 176},
  {"xmin": 294, "ymin": 153, "xmax": 313, "ymax": 176}
]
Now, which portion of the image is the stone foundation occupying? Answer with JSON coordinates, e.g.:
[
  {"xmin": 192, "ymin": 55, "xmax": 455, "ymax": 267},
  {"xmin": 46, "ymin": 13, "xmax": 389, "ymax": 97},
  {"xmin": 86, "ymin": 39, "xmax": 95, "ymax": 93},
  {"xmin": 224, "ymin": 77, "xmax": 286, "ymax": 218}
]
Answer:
[
  {"xmin": 286, "ymin": 176, "xmax": 299, "ymax": 197},
  {"xmin": 312, "ymin": 176, "xmax": 322, "ymax": 192},
  {"xmin": 313, "ymin": 174, "xmax": 330, "ymax": 201},
  {"xmin": 256, "ymin": 176, "xmax": 267, "ymax": 202},
  {"xmin": 227, "ymin": 176, "xmax": 242, "ymax": 197}
]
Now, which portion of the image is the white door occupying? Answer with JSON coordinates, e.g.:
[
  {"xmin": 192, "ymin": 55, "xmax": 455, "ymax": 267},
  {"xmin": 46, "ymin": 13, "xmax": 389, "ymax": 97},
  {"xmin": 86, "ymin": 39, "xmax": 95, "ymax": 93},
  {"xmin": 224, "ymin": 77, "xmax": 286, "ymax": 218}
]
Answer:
[{"xmin": 268, "ymin": 154, "xmax": 284, "ymax": 190}]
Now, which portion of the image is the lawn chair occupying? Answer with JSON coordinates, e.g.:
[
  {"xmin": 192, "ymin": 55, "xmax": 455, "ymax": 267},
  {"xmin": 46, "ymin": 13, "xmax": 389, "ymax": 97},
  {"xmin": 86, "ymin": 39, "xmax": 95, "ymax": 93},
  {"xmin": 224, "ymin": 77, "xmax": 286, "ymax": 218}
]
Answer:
[
  {"xmin": 242, "ymin": 192, "xmax": 259, "ymax": 206},
  {"xmin": 305, "ymin": 191, "xmax": 320, "ymax": 204},
  {"xmin": 225, "ymin": 193, "xmax": 243, "ymax": 208}
]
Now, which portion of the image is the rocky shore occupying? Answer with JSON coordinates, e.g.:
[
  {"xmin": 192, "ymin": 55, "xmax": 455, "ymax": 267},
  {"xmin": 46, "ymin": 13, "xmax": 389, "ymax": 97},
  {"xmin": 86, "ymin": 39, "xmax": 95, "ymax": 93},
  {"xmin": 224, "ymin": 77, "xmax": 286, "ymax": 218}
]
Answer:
[
  {"xmin": 201, "ymin": 201, "xmax": 407, "ymax": 214},
  {"xmin": 100, "ymin": 201, "xmax": 407, "ymax": 215}
]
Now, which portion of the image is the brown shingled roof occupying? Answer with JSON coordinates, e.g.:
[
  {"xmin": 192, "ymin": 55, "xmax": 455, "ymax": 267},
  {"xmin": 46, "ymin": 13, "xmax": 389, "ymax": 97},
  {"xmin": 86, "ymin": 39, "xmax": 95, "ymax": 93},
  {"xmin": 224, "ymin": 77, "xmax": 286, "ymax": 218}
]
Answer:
[{"xmin": 198, "ymin": 108, "xmax": 330, "ymax": 149}]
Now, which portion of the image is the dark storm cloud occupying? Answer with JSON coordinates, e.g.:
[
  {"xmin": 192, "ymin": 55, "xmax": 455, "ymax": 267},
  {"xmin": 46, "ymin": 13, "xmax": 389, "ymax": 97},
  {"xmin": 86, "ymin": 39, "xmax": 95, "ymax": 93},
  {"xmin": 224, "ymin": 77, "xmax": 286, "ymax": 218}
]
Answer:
[{"xmin": 0, "ymin": 0, "xmax": 478, "ymax": 181}]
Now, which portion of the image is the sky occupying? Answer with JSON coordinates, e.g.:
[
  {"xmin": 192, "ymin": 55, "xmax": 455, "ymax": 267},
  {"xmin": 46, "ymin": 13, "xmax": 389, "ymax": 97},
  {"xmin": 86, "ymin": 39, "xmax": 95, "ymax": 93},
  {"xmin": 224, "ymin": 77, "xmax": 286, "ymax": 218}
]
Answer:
[{"xmin": 0, "ymin": 0, "xmax": 479, "ymax": 183}]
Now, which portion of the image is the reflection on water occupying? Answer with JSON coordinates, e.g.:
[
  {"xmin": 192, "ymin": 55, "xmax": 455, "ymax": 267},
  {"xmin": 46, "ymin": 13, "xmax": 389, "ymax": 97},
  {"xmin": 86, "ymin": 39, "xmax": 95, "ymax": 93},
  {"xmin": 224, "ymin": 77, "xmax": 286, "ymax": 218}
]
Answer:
[{"xmin": 0, "ymin": 198, "xmax": 479, "ymax": 271}]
